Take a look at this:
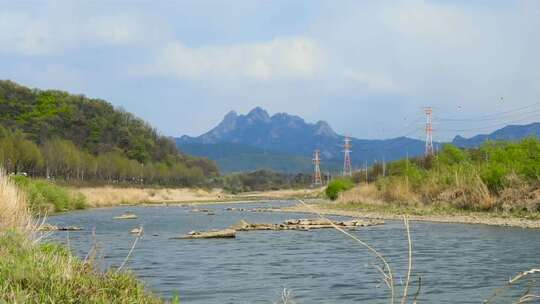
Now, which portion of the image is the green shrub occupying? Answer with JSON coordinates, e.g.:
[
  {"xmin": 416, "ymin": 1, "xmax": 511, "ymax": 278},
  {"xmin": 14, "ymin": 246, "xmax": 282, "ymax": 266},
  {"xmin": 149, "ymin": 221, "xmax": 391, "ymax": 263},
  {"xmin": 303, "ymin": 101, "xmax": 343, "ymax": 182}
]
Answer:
[
  {"xmin": 480, "ymin": 164, "xmax": 508, "ymax": 193},
  {"xmin": 10, "ymin": 176, "xmax": 86, "ymax": 213},
  {"xmin": 326, "ymin": 178, "xmax": 354, "ymax": 200}
]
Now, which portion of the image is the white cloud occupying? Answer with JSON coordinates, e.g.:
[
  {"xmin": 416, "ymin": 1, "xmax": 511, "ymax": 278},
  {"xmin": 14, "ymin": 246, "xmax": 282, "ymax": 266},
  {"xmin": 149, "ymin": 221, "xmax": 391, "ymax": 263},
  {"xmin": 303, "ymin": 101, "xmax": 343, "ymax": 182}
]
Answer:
[
  {"xmin": 0, "ymin": 11, "xmax": 56, "ymax": 55},
  {"xmin": 150, "ymin": 37, "xmax": 324, "ymax": 82},
  {"xmin": 2, "ymin": 0, "xmax": 540, "ymax": 139},
  {"xmin": 381, "ymin": 1, "xmax": 471, "ymax": 45},
  {"xmin": 0, "ymin": 8, "xmax": 161, "ymax": 55},
  {"xmin": 342, "ymin": 70, "xmax": 397, "ymax": 91},
  {"xmin": 86, "ymin": 15, "xmax": 154, "ymax": 46}
]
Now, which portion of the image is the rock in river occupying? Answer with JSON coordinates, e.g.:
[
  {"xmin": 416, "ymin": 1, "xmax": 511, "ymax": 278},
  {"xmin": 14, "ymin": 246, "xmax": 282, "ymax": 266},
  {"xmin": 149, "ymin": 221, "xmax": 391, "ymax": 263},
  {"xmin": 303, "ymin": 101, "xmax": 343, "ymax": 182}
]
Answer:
[
  {"xmin": 130, "ymin": 226, "xmax": 144, "ymax": 235},
  {"xmin": 38, "ymin": 224, "xmax": 83, "ymax": 231},
  {"xmin": 114, "ymin": 213, "xmax": 138, "ymax": 220},
  {"xmin": 175, "ymin": 229, "xmax": 236, "ymax": 239},
  {"xmin": 229, "ymin": 218, "xmax": 384, "ymax": 231}
]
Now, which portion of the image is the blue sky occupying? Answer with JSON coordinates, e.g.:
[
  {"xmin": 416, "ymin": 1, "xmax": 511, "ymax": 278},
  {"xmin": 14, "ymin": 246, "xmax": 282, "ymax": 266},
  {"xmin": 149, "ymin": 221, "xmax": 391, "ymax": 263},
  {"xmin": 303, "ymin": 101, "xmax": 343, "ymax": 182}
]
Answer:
[{"xmin": 1, "ymin": 0, "xmax": 539, "ymax": 141}]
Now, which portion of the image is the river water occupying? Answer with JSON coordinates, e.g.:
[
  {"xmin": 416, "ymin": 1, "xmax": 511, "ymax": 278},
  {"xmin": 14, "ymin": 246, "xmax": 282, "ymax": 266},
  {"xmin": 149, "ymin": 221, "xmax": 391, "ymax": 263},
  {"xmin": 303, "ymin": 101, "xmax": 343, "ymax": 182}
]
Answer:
[{"xmin": 49, "ymin": 201, "xmax": 539, "ymax": 303}]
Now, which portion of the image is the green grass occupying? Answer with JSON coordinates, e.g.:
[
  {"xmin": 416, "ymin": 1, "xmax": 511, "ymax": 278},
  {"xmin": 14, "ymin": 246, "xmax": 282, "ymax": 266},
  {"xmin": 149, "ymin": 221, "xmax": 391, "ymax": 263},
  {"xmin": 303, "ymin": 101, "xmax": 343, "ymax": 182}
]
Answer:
[
  {"xmin": 0, "ymin": 231, "xmax": 164, "ymax": 304},
  {"xmin": 11, "ymin": 176, "xmax": 86, "ymax": 214}
]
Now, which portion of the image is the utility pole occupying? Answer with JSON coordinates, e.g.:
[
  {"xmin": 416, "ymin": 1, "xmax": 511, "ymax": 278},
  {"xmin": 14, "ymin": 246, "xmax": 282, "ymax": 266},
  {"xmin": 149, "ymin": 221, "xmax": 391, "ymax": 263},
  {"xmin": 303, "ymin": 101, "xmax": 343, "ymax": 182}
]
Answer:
[
  {"xmin": 343, "ymin": 137, "xmax": 353, "ymax": 177},
  {"xmin": 325, "ymin": 171, "xmax": 331, "ymax": 185},
  {"xmin": 382, "ymin": 156, "xmax": 386, "ymax": 177},
  {"xmin": 406, "ymin": 150, "xmax": 409, "ymax": 189},
  {"xmin": 312, "ymin": 149, "xmax": 322, "ymax": 186},
  {"xmin": 424, "ymin": 107, "xmax": 434, "ymax": 157},
  {"xmin": 364, "ymin": 160, "xmax": 368, "ymax": 184}
]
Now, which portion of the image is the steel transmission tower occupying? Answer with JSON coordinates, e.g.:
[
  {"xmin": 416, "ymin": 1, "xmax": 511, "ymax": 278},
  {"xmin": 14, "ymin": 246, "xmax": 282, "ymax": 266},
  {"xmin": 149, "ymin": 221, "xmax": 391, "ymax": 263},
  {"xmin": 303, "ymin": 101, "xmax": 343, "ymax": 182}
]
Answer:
[
  {"xmin": 424, "ymin": 107, "xmax": 434, "ymax": 156},
  {"xmin": 342, "ymin": 137, "xmax": 353, "ymax": 177},
  {"xmin": 312, "ymin": 149, "xmax": 322, "ymax": 186}
]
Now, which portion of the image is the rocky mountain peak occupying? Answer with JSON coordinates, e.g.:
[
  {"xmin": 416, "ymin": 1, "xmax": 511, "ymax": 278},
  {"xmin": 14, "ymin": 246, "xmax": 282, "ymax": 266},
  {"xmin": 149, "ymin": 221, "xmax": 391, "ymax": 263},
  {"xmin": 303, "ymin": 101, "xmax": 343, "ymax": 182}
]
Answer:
[
  {"xmin": 246, "ymin": 107, "xmax": 270, "ymax": 123},
  {"xmin": 314, "ymin": 120, "xmax": 338, "ymax": 137}
]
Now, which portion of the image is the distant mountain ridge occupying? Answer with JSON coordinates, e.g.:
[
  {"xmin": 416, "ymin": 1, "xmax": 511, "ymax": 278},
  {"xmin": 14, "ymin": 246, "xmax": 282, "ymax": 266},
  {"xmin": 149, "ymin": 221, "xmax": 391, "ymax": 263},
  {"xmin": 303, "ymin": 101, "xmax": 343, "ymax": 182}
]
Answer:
[
  {"xmin": 177, "ymin": 107, "xmax": 427, "ymax": 172},
  {"xmin": 451, "ymin": 123, "xmax": 540, "ymax": 148},
  {"xmin": 179, "ymin": 107, "xmax": 341, "ymax": 158},
  {"xmin": 177, "ymin": 107, "xmax": 540, "ymax": 173}
]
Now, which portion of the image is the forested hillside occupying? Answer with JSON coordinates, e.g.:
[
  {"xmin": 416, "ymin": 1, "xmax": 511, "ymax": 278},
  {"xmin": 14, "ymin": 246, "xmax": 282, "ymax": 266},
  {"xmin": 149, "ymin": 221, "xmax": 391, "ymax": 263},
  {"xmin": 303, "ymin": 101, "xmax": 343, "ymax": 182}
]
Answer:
[{"xmin": 0, "ymin": 80, "xmax": 218, "ymax": 186}]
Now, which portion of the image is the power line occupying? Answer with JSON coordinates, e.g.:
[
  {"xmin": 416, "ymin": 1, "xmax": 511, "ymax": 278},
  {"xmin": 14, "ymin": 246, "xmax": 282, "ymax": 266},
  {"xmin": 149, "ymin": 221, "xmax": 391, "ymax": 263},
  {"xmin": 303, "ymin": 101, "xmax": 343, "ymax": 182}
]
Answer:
[
  {"xmin": 437, "ymin": 100, "xmax": 540, "ymax": 122},
  {"xmin": 437, "ymin": 111, "xmax": 540, "ymax": 133}
]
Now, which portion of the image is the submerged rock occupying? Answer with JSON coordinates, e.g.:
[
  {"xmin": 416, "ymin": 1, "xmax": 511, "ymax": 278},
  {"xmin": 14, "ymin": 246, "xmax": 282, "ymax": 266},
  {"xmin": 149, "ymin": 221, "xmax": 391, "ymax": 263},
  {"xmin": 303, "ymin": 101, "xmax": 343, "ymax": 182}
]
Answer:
[
  {"xmin": 114, "ymin": 213, "xmax": 138, "ymax": 220},
  {"xmin": 230, "ymin": 220, "xmax": 250, "ymax": 230},
  {"xmin": 58, "ymin": 226, "xmax": 83, "ymax": 231},
  {"xmin": 224, "ymin": 207, "xmax": 247, "ymax": 212},
  {"xmin": 175, "ymin": 229, "xmax": 236, "ymax": 239},
  {"xmin": 190, "ymin": 208, "xmax": 211, "ymax": 213},
  {"xmin": 130, "ymin": 226, "xmax": 144, "ymax": 235},
  {"xmin": 38, "ymin": 224, "xmax": 83, "ymax": 231}
]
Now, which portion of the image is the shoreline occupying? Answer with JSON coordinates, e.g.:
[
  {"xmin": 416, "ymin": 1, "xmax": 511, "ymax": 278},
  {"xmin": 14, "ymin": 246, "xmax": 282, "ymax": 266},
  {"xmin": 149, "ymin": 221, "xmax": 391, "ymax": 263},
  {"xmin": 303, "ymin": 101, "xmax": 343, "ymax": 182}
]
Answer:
[
  {"xmin": 279, "ymin": 203, "xmax": 540, "ymax": 229},
  {"xmin": 73, "ymin": 186, "xmax": 322, "ymax": 208},
  {"xmin": 69, "ymin": 186, "xmax": 540, "ymax": 229}
]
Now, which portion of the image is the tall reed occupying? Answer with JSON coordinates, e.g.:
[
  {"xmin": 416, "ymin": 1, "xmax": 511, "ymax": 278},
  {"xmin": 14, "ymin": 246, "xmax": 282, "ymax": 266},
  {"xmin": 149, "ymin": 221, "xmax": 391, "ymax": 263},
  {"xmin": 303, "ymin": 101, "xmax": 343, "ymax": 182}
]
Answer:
[{"xmin": 0, "ymin": 170, "xmax": 33, "ymax": 235}]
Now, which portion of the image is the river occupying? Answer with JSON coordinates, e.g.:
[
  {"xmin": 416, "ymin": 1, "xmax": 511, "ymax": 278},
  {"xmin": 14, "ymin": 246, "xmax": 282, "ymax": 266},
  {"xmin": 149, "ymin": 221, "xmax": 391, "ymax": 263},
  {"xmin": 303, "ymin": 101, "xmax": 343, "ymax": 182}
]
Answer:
[{"xmin": 49, "ymin": 200, "xmax": 540, "ymax": 303}]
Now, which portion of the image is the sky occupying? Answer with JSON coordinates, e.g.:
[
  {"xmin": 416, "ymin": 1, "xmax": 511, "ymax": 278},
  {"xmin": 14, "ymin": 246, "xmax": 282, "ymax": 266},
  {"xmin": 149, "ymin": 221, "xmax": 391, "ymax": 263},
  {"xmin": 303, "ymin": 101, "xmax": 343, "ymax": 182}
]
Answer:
[{"xmin": 1, "ymin": 0, "xmax": 540, "ymax": 141}]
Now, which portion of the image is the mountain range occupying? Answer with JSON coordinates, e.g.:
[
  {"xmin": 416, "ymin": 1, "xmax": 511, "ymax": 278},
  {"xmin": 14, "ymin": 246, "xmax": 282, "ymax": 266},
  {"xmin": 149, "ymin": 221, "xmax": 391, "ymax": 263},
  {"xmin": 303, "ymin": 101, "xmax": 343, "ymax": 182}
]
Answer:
[
  {"xmin": 176, "ymin": 107, "xmax": 540, "ymax": 173},
  {"xmin": 451, "ymin": 123, "xmax": 540, "ymax": 148}
]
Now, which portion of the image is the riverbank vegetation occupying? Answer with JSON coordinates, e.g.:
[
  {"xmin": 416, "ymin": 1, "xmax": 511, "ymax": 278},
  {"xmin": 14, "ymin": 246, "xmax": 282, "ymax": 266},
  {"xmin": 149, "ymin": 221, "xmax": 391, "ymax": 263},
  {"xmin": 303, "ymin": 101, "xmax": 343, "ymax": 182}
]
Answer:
[
  {"xmin": 0, "ymin": 170, "xmax": 163, "ymax": 303},
  {"xmin": 0, "ymin": 80, "xmax": 218, "ymax": 187},
  {"xmin": 216, "ymin": 169, "xmax": 312, "ymax": 194},
  {"xmin": 12, "ymin": 175, "xmax": 86, "ymax": 213},
  {"xmin": 330, "ymin": 138, "xmax": 540, "ymax": 217},
  {"xmin": 325, "ymin": 178, "xmax": 354, "ymax": 200}
]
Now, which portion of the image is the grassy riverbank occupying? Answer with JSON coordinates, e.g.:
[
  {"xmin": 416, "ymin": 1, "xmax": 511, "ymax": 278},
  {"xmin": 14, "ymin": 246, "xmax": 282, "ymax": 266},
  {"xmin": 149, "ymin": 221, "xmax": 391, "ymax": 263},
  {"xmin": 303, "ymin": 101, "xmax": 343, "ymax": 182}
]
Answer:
[
  {"xmin": 313, "ymin": 139, "xmax": 540, "ymax": 227},
  {"xmin": 0, "ymin": 171, "xmax": 164, "ymax": 303},
  {"xmin": 12, "ymin": 176, "xmax": 87, "ymax": 213}
]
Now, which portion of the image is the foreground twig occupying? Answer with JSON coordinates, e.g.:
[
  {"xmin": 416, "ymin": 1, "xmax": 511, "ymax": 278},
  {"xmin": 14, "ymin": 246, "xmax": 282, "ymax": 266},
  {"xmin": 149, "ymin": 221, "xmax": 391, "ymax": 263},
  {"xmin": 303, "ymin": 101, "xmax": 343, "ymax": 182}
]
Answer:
[
  {"xmin": 401, "ymin": 216, "xmax": 412, "ymax": 304},
  {"xmin": 412, "ymin": 276, "xmax": 422, "ymax": 304},
  {"xmin": 297, "ymin": 199, "xmax": 395, "ymax": 303},
  {"xmin": 83, "ymin": 226, "xmax": 97, "ymax": 264},
  {"xmin": 117, "ymin": 225, "xmax": 143, "ymax": 272},
  {"xmin": 280, "ymin": 288, "xmax": 294, "ymax": 304},
  {"xmin": 485, "ymin": 268, "xmax": 540, "ymax": 303},
  {"xmin": 515, "ymin": 294, "xmax": 540, "ymax": 304},
  {"xmin": 32, "ymin": 214, "xmax": 52, "ymax": 244}
]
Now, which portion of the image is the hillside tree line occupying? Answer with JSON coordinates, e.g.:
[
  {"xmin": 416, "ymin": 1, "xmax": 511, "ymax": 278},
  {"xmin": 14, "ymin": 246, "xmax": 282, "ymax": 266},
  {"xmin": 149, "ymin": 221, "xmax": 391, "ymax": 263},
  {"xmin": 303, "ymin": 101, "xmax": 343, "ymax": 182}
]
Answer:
[{"xmin": 0, "ymin": 80, "xmax": 218, "ymax": 186}]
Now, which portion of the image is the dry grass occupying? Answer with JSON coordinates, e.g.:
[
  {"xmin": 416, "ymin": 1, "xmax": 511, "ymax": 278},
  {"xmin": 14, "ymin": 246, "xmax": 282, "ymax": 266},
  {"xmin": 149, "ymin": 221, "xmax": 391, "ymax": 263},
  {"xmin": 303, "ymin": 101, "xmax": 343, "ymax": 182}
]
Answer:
[
  {"xmin": 0, "ymin": 170, "xmax": 33, "ymax": 235},
  {"xmin": 240, "ymin": 188, "xmax": 323, "ymax": 199},
  {"xmin": 338, "ymin": 182, "xmax": 420, "ymax": 207},
  {"xmin": 339, "ymin": 173, "xmax": 500, "ymax": 212},
  {"xmin": 74, "ymin": 186, "xmax": 322, "ymax": 207},
  {"xmin": 338, "ymin": 184, "xmax": 381, "ymax": 204},
  {"xmin": 380, "ymin": 179, "xmax": 421, "ymax": 205},
  {"xmin": 75, "ymin": 186, "xmax": 229, "ymax": 207}
]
